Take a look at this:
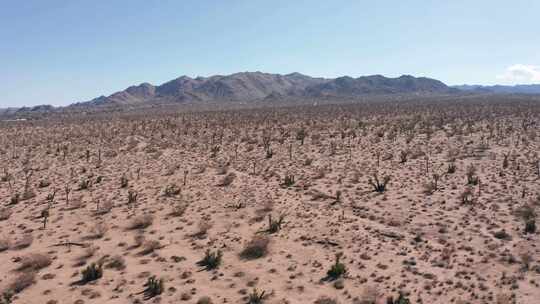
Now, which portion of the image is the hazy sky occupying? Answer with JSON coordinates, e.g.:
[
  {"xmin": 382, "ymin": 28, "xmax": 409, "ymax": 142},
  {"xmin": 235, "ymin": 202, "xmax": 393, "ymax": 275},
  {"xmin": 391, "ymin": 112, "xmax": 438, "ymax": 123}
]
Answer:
[{"xmin": 1, "ymin": 0, "xmax": 539, "ymax": 107}]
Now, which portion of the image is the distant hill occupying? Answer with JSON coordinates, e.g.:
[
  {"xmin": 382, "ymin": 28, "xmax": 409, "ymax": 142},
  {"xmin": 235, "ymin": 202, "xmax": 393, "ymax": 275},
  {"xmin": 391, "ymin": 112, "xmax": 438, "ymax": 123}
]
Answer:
[
  {"xmin": 453, "ymin": 84, "xmax": 540, "ymax": 94},
  {"xmin": 70, "ymin": 72, "xmax": 455, "ymax": 108}
]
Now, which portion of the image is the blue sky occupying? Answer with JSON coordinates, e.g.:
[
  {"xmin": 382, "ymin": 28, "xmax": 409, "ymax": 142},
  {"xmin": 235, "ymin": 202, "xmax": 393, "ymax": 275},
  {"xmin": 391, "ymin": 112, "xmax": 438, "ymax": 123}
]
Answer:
[{"xmin": 1, "ymin": 0, "xmax": 539, "ymax": 107}]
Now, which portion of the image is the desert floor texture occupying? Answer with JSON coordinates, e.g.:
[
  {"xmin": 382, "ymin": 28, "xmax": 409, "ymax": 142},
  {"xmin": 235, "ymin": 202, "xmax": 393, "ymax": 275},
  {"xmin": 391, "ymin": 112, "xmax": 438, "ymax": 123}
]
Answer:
[{"xmin": 0, "ymin": 97, "xmax": 539, "ymax": 304}]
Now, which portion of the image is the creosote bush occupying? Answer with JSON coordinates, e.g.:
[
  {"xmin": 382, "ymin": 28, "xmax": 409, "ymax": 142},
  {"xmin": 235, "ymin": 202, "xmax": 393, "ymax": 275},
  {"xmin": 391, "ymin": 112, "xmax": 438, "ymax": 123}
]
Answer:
[
  {"xmin": 240, "ymin": 235, "xmax": 270, "ymax": 260},
  {"xmin": 128, "ymin": 214, "xmax": 153, "ymax": 230},
  {"xmin": 17, "ymin": 253, "xmax": 52, "ymax": 272},
  {"xmin": 386, "ymin": 292, "xmax": 411, "ymax": 304}
]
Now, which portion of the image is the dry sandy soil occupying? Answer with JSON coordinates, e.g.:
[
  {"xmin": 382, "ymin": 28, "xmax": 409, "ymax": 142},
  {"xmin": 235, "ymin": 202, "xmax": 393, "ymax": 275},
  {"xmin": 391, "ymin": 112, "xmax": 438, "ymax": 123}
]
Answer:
[{"xmin": 0, "ymin": 98, "xmax": 539, "ymax": 304}]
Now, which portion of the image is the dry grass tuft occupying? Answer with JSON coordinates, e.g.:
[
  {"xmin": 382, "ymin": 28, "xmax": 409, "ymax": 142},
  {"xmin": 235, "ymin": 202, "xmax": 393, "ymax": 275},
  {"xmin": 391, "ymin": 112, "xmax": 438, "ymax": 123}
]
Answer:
[
  {"xmin": 90, "ymin": 222, "xmax": 109, "ymax": 239},
  {"xmin": 0, "ymin": 236, "xmax": 10, "ymax": 252}
]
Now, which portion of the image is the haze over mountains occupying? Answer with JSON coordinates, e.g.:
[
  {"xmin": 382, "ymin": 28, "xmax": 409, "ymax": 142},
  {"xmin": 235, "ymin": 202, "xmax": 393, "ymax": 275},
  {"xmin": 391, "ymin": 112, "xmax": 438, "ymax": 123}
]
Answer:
[{"xmin": 2, "ymin": 72, "xmax": 540, "ymax": 116}]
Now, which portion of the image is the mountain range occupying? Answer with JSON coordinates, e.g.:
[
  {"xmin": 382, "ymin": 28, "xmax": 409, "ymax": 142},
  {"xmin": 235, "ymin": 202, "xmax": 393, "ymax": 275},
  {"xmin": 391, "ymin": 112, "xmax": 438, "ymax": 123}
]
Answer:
[
  {"xmin": 2, "ymin": 72, "xmax": 540, "ymax": 117},
  {"xmin": 71, "ymin": 72, "xmax": 454, "ymax": 107},
  {"xmin": 453, "ymin": 84, "xmax": 540, "ymax": 94}
]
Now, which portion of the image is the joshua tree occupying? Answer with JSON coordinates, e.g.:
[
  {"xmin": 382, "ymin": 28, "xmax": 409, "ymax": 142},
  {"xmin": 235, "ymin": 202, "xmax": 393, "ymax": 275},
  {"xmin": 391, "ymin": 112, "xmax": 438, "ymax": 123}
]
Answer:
[
  {"xmin": 128, "ymin": 190, "xmax": 138, "ymax": 208},
  {"xmin": 65, "ymin": 185, "xmax": 71, "ymax": 205},
  {"xmin": 41, "ymin": 208, "xmax": 50, "ymax": 229}
]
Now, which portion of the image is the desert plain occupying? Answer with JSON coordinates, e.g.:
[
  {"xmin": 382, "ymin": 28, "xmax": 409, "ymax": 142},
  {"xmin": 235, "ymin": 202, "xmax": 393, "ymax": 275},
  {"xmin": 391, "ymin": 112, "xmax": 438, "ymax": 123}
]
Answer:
[{"xmin": 0, "ymin": 96, "xmax": 539, "ymax": 304}]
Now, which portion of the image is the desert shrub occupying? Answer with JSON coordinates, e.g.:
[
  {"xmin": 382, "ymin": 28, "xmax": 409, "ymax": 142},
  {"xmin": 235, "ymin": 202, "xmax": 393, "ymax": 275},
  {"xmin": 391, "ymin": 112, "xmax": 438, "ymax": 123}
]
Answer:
[
  {"xmin": 355, "ymin": 286, "xmax": 380, "ymax": 304},
  {"xmin": 296, "ymin": 128, "xmax": 307, "ymax": 144},
  {"xmin": 466, "ymin": 164, "xmax": 479, "ymax": 185},
  {"xmin": 247, "ymin": 289, "xmax": 266, "ymax": 304},
  {"xmin": 67, "ymin": 196, "xmax": 84, "ymax": 210},
  {"xmin": 12, "ymin": 234, "xmax": 33, "ymax": 250},
  {"xmin": 515, "ymin": 203, "xmax": 537, "ymax": 234},
  {"xmin": 143, "ymin": 276, "xmax": 164, "ymax": 298},
  {"xmin": 78, "ymin": 178, "xmax": 90, "ymax": 190},
  {"xmin": 197, "ymin": 249, "xmax": 222, "ymax": 270},
  {"xmin": 460, "ymin": 187, "xmax": 474, "ymax": 204},
  {"xmin": 192, "ymin": 220, "xmax": 212, "ymax": 238},
  {"xmin": 520, "ymin": 252, "xmax": 533, "ymax": 271},
  {"xmin": 386, "ymin": 292, "xmax": 411, "ymax": 304},
  {"xmin": 120, "ymin": 174, "xmax": 128, "ymax": 188},
  {"xmin": 0, "ymin": 237, "xmax": 10, "ymax": 252},
  {"xmin": 494, "ymin": 230, "xmax": 511, "ymax": 240},
  {"xmin": 327, "ymin": 253, "xmax": 346, "ymax": 280},
  {"xmin": 240, "ymin": 235, "xmax": 270, "ymax": 260},
  {"xmin": 17, "ymin": 253, "xmax": 52, "ymax": 272},
  {"xmin": 139, "ymin": 240, "xmax": 162, "ymax": 255},
  {"xmin": 128, "ymin": 214, "xmax": 153, "ymax": 230},
  {"xmin": 170, "ymin": 202, "xmax": 188, "ymax": 217},
  {"xmin": 90, "ymin": 222, "xmax": 109, "ymax": 239},
  {"xmin": 525, "ymin": 220, "xmax": 536, "ymax": 234},
  {"xmin": 196, "ymin": 296, "xmax": 214, "ymax": 304},
  {"xmin": 399, "ymin": 150, "xmax": 409, "ymax": 163},
  {"xmin": 314, "ymin": 297, "xmax": 339, "ymax": 304},
  {"xmin": 495, "ymin": 293, "xmax": 513, "ymax": 304},
  {"xmin": 216, "ymin": 172, "xmax": 236, "ymax": 186},
  {"xmin": 38, "ymin": 179, "xmax": 51, "ymax": 188},
  {"xmin": 163, "ymin": 183, "xmax": 181, "ymax": 197},
  {"xmin": 133, "ymin": 234, "xmax": 146, "ymax": 247},
  {"xmin": 0, "ymin": 208, "xmax": 12, "ymax": 221},
  {"xmin": 282, "ymin": 174, "xmax": 295, "ymax": 187},
  {"xmin": 447, "ymin": 162, "xmax": 456, "ymax": 174},
  {"xmin": 78, "ymin": 245, "xmax": 98, "ymax": 262},
  {"xmin": 96, "ymin": 201, "xmax": 114, "ymax": 214},
  {"xmin": 423, "ymin": 181, "xmax": 437, "ymax": 195},
  {"xmin": 81, "ymin": 263, "xmax": 103, "ymax": 283},
  {"xmin": 7, "ymin": 272, "xmax": 36, "ymax": 294},
  {"xmin": 127, "ymin": 190, "xmax": 138, "ymax": 206},
  {"xmin": 105, "ymin": 255, "xmax": 126, "ymax": 270},
  {"xmin": 9, "ymin": 193, "xmax": 20, "ymax": 205}
]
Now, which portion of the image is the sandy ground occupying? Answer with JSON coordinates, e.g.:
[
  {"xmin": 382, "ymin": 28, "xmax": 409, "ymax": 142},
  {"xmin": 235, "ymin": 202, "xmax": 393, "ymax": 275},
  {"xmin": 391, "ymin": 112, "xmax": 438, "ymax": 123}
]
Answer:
[{"xmin": 0, "ymin": 100, "xmax": 539, "ymax": 304}]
